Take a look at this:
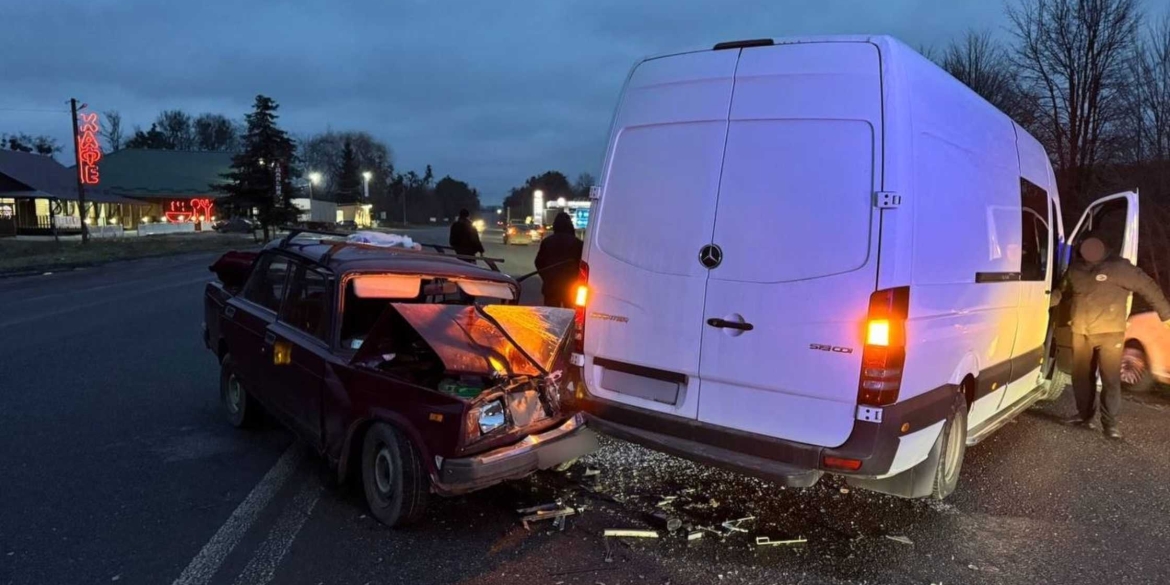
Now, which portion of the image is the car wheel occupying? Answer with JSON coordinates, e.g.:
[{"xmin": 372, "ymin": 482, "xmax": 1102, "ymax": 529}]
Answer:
[
  {"xmin": 1121, "ymin": 344, "xmax": 1155, "ymax": 393},
  {"xmin": 931, "ymin": 391, "xmax": 967, "ymax": 500},
  {"xmin": 361, "ymin": 422, "xmax": 429, "ymax": 527},
  {"xmin": 220, "ymin": 354, "xmax": 260, "ymax": 428}
]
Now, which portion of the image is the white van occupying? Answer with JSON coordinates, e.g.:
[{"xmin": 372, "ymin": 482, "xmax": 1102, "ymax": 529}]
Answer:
[{"xmin": 569, "ymin": 36, "xmax": 1139, "ymax": 498}]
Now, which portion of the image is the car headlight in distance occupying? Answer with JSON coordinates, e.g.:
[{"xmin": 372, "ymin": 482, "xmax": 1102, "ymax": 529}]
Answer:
[{"xmin": 478, "ymin": 399, "xmax": 506, "ymax": 434}]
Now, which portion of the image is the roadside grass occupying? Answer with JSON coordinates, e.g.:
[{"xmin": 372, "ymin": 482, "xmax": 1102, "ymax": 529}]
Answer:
[{"xmin": 0, "ymin": 233, "xmax": 258, "ymax": 274}]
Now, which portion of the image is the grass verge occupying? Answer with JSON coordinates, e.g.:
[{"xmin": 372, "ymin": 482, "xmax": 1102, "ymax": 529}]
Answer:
[{"xmin": 0, "ymin": 233, "xmax": 257, "ymax": 275}]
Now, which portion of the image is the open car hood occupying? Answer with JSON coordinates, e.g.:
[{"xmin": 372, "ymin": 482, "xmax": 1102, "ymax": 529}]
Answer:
[{"xmin": 352, "ymin": 304, "xmax": 575, "ymax": 377}]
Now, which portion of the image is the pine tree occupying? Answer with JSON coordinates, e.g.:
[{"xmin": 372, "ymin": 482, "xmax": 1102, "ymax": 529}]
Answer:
[
  {"xmin": 216, "ymin": 95, "xmax": 298, "ymax": 240},
  {"xmin": 335, "ymin": 139, "xmax": 361, "ymax": 203}
]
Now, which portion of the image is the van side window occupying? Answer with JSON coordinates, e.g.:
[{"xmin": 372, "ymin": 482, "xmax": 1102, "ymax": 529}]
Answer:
[
  {"xmin": 1020, "ymin": 178, "xmax": 1050, "ymax": 281},
  {"xmin": 244, "ymin": 254, "xmax": 292, "ymax": 313}
]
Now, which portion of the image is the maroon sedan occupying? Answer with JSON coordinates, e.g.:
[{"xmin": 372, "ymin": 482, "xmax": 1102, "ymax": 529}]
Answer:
[{"xmin": 202, "ymin": 231, "xmax": 597, "ymax": 527}]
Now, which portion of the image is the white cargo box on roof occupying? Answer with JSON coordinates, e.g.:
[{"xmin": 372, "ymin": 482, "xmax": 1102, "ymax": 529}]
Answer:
[{"xmin": 573, "ymin": 35, "xmax": 1140, "ymax": 500}]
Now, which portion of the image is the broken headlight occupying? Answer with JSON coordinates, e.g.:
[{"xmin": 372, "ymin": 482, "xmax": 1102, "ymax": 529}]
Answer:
[{"xmin": 476, "ymin": 399, "xmax": 507, "ymax": 435}]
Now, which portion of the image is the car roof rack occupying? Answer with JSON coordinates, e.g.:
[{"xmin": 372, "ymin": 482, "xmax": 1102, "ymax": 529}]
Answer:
[{"xmin": 277, "ymin": 226, "xmax": 506, "ymax": 272}]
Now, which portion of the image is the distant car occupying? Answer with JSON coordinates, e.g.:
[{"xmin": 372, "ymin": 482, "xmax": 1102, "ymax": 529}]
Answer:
[
  {"xmin": 503, "ymin": 222, "xmax": 543, "ymax": 245},
  {"xmin": 202, "ymin": 231, "xmax": 597, "ymax": 527},
  {"xmin": 336, "ymin": 220, "xmax": 357, "ymax": 231},
  {"xmin": 213, "ymin": 217, "xmax": 256, "ymax": 233}
]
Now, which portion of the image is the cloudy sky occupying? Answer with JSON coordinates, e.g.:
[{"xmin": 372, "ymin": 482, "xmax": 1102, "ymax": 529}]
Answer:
[{"xmin": 3, "ymin": 0, "xmax": 1166, "ymax": 203}]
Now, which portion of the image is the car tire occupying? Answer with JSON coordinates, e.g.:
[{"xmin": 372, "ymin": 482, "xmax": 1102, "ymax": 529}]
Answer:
[
  {"xmin": 930, "ymin": 391, "xmax": 968, "ymax": 500},
  {"xmin": 1121, "ymin": 344, "xmax": 1155, "ymax": 394},
  {"xmin": 220, "ymin": 354, "xmax": 261, "ymax": 428},
  {"xmin": 361, "ymin": 422, "xmax": 429, "ymax": 527}
]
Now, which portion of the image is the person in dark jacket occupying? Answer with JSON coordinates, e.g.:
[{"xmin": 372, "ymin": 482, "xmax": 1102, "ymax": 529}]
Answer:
[
  {"xmin": 1057, "ymin": 237, "xmax": 1170, "ymax": 438},
  {"xmin": 533, "ymin": 212, "xmax": 583, "ymax": 307},
  {"xmin": 448, "ymin": 209, "xmax": 484, "ymax": 258}
]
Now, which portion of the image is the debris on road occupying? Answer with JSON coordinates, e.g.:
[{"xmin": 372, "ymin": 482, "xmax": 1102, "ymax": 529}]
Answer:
[
  {"xmin": 517, "ymin": 501, "xmax": 562, "ymax": 514},
  {"xmin": 650, "ymin": 511, "xmax": 682, "ymax": 532},
  {"xmin": 603, "ymin": 529, "xmax": 659, "ymax": 538},
  {"xmin": 755, "ymin": 536, "xmax": 807, "ymax": 547},
  {"xmin": 583, "ymin": 468, "xmax": 601, "ymax": 478},
  {"xmin": 720, "ymin": 516, "xmax": 755, "ymax": 534},
  {"xmin": 521, "ymin": 506, "xmax": 577, "ymax": 531},
  {"xmin": 885, "ymin": 535, "xmax": 914, "ymax": 546},
  {"xmin": 655, "ymin": 496, "xmax": 677, "ymax": 508},
  {"xmin": 687, "ymin": 530, "xmax": 704, "ymax": 541}
]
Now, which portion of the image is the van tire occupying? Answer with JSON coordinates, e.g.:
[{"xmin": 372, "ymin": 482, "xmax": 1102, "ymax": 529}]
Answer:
[
  {"xmin": 1041, "ymin": 370, "xmax": 1072, "ymax": 401},
  {"xmin": 361, "ymin": 422, "xmax": 429, "ymax": 527},
  {"xmin": 931, "ymin": 392, "xmax": 968, "ymax": 500},
  {"xmin": 220, "ymin": 354, "xmax": 261, "ymax": 429}
]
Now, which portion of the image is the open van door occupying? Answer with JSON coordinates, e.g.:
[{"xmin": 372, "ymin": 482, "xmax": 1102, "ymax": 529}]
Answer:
[{"xmin": 1041, "ymin": 190, "xmax": 1139, "ymax": 398}]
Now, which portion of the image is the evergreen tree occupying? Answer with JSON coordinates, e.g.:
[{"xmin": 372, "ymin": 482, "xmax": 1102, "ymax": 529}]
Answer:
[
  {"xmin": 335, "ymin": 139, "xmax": 361, "ymax": 203},
  {"xmin": 216, "ymin": 95, "xmax": 298, "ymax": 240}
]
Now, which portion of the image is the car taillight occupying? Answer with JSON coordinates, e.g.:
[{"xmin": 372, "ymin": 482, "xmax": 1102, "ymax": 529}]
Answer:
[
  {"xmin": 858, "ymin": 286, "xmax": 909, "ymax": 407},
  {"xmin": 574, "ymin": 261, "xmax": 589, "ymax": 353}
]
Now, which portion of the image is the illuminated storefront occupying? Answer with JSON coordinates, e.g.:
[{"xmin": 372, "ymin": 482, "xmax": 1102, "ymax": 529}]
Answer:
[{"xmin": 99, "ymin": 149, "xmax": 232, "ymax": 230}]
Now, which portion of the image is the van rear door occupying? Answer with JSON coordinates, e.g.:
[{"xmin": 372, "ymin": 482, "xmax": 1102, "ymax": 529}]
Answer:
[
  {"xmin": 582, "ymin": 50, "xmax": 738, "ymax": 418},
  {"xmin": 697, "ymin": 42, "xmax": 883, "ymax": 448}
]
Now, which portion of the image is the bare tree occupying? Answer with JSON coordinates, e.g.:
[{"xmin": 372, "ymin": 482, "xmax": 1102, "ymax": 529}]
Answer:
[
  {"xmin": 1008, "ymin": 0, "xmax": 1142, "ymax": 203},
  {"xmin": 101, "ymin": 110, "xmax": 124, "ymax": 152},
  {"xmin": 1124, "ymin": 15, "xmax": 1170, "ymax": 163},
  {"xmin": 940, "ymin": 29, "xmax": 1039, "ymax": 126},
  {"xmin": 193, "ymin": 113, "xmax": 239, "ymax": 151},
  {"xmin": 155, "ymin": 109, "xmax": 195, "ymax": 150}
]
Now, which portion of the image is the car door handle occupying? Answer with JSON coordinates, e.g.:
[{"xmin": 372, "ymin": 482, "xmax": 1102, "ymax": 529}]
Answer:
[
  {"xmin": 707, "ymin": 318, "xmax": 754, "ymax": 331},
  {"xmin": 264, "ymin": 331, "xmax": 277, "ymax": 345},
  {"xmin": 224, "ymin": 305, "xmax": 236, "ymax": 319}
]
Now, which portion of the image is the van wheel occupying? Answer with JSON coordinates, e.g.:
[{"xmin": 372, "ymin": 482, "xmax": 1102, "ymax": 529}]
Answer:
[
  {"xmin": 1121, "ymin": 345, "xmax": 1155, "ymax": 393},
  {"xmin": 931, "ymin": 393, "xmax": 968, "ymax": 500},
  {"xmin": 1041, "ymin": 370, "xmax": 1072, "ymax": 401},
  {"xmin": 220, "ymin": 354, "xmax": 260, "ymax": 428},
  {"xmin": 361, "ymin": 422, "xmax": 429, "ymax": 527}
]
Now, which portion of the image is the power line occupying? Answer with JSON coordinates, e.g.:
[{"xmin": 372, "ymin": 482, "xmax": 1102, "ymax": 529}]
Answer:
[{"xmin": 0, "ymin": 107, "xmax": 70, "ymax": 112}]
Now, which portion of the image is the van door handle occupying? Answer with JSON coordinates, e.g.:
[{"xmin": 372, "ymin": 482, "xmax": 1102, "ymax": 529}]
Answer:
[
  {"xmin": 707, "ymin": 318, "xmax": 754, "ymax": 331},
  {"xmin": 264, "ymin": 331, "xmax": 277, "ymax": 345}
]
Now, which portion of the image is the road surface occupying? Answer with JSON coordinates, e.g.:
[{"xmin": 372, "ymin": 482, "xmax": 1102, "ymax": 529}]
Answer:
[{"xmin": 3, "ymin": 227, "xmax": 1170, "ymax": 585}]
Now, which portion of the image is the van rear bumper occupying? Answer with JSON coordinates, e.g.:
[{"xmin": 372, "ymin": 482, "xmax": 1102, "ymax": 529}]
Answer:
[{"xmin": 575, "ymin": 383, "xmax": 956, "ymax": 481}]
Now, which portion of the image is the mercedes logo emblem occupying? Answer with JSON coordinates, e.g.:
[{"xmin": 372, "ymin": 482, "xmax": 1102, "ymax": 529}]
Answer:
[{"xmin": 698, "ymin": 244, "xmax": 723, "ymax": 269}]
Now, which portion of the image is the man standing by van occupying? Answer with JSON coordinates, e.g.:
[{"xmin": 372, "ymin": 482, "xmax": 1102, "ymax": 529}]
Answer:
[{"xmin": 1059, "ymin": 237, "xmax": 1170, "ymax": 439}]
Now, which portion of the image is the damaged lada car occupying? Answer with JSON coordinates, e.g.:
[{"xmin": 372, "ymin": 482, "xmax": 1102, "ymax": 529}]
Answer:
[{"xmin": 202, "ymin": 230, "xmax": 598, "ymax": 526}]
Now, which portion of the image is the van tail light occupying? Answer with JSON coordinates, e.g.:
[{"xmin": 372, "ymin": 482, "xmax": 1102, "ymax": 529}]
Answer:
[
  {"xmin": 573, "ymin": 261, "xmax": 589, "ymax": 353},
  {"xmin": 858, "ymin": 286, "xmax": 909, "ymax": 407}
]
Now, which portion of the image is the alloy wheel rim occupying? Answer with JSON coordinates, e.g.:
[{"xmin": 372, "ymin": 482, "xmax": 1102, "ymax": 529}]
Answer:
[{"xmin": 1120, "ymin": 349, "xmax": 1147, "ymax": 386}]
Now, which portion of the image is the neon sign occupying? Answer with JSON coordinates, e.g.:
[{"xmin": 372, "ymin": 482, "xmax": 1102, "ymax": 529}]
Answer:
[
  {"xmin": 165, "ymin": 198, "xmax": 215, "ymax": 223},
  {"xmin": 77, "ymin": 112, "xmax": 101, "ymax": 185}
]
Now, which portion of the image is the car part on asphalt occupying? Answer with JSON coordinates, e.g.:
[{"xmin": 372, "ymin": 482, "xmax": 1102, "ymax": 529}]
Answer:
[{"xmin": 755, "ymin": 536, "xmax": 807, "ymax": 547}]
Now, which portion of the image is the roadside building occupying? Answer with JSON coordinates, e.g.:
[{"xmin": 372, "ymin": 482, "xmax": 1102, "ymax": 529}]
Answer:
[
  {"xmin": 0, "ymin": 150, "xmax": 145, "ymax": 237},
  {"xmin": 99, "ymin": 149, "xmax": 232, "ymax": 232}
]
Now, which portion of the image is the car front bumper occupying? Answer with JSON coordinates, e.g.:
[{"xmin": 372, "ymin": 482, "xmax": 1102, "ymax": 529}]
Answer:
[{"xmin": 435, "ymin": 414, "xmax": 599, "ymax": 495}]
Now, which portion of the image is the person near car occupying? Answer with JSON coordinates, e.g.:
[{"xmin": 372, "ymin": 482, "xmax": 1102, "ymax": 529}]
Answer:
[
  {"xmin": 448, "ymin": 209, "xmax": 484, "ymax": 258},
  {"xmin": 533, "ymin": 211, "xmax": 583, "ymax": 308},
  {"xmin": 1056, "ymin": 237, "xmax": 1170, "ymax": 439}
]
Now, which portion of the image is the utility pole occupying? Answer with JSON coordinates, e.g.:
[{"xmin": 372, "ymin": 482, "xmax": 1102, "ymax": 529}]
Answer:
[
  {"xmin": 401, "ymin": 191, "xmax": 407, "ymax": 227},
  {"xmin": 69, "ymin": 98, "xmax": 89, "ymax": 244}
]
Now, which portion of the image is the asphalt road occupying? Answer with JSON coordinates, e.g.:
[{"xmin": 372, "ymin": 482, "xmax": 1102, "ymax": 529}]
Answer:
[{"xmin": 3, "ymin": 228, "xmax": 1170, "ymax": 585}]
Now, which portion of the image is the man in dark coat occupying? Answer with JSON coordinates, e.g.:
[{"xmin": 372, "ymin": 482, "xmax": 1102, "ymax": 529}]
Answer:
[
  {"xmin": 448, "ymin": 209, "xmax": 484, "ymax": 258},
  {"xmin": 534, "ymin": 211, "xmax": 583, "ymax": 307},
  {"xmin": 1057, "ymin": 237, "xmax": 1170, "ymax": 438}
]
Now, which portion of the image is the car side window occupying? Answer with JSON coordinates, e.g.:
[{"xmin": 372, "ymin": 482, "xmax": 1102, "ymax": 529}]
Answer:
[
  {"xmin": 281, "ymin": 266, "xmax": 331, "ymax": 341},
  {"xmin": 1020, "ymin": 178, "xmax": 1050, "ymax": 282},
  {"xmin": 243, "ymin": 254, "xmax": 291, "ymax": 313}
]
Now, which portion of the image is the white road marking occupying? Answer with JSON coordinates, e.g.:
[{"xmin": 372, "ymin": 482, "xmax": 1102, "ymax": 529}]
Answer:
[
  {"xmin": 171, "ymin": 446, "xmax": 304, "ymax": 585},
  {"xmin": 231, "ymin": 482, "xmax": 321, "ymax": 585}
]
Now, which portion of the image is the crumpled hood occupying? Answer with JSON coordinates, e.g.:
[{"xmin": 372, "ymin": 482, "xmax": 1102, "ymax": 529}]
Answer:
[{"xmin": 353, "ymin": 304, "xmax": 575, "ymax": 377}]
